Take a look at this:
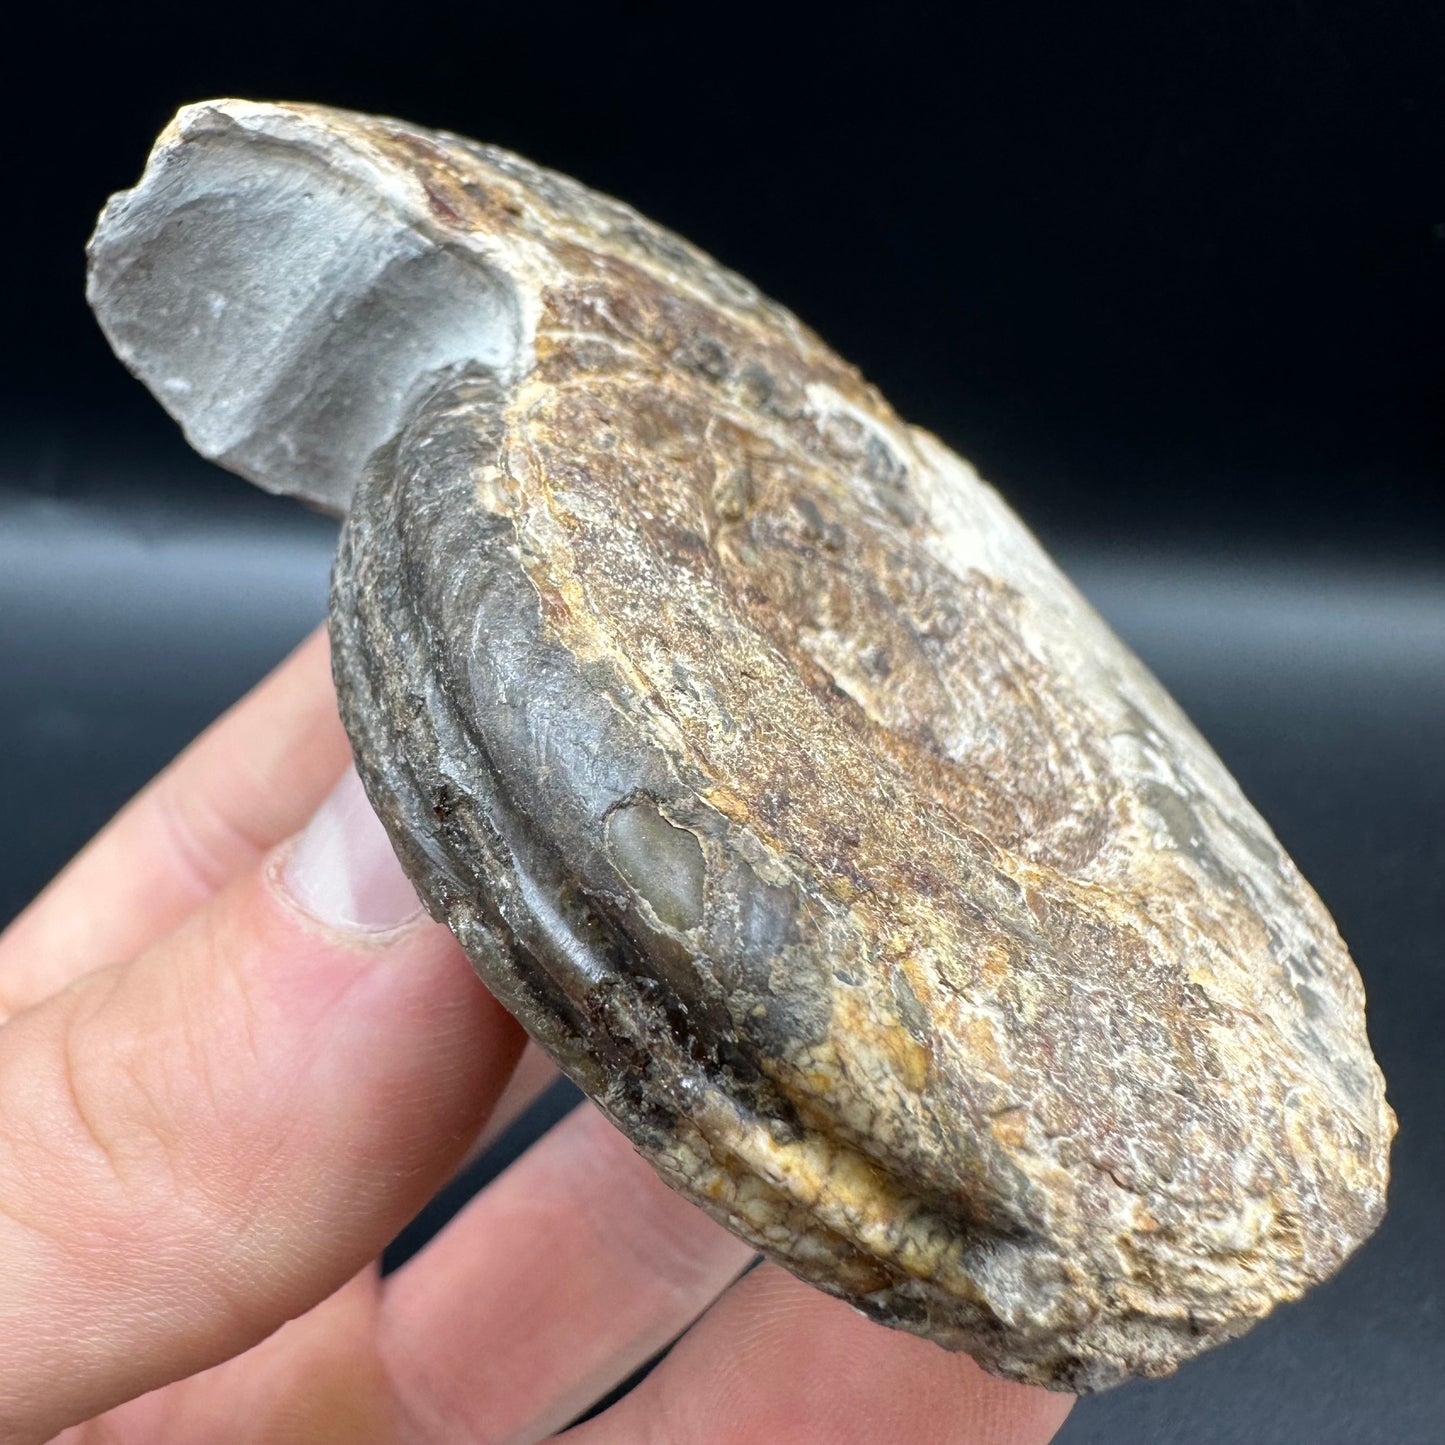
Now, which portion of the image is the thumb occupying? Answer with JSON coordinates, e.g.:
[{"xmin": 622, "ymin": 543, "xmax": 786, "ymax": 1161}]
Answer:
[{"xmin": 0, "ymin": 769, "xmax": 524, "ymax": 1442}]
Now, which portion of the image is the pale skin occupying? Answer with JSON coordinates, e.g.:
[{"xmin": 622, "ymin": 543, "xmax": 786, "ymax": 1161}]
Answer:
[{"xmin": 0, "ymin": 627, "xmax": 1073, "ymax": 1445}]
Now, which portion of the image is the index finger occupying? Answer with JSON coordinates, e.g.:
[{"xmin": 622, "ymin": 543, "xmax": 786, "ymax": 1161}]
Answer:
[{"xmin": 0, "ymin": 625, "xmax": 349, "ymax": 1020}]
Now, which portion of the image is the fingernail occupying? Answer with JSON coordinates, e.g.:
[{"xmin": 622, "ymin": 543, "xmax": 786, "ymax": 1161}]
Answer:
[{"xmin": 283, "ymin": 767, "xmax": 423, "ymax": 931}]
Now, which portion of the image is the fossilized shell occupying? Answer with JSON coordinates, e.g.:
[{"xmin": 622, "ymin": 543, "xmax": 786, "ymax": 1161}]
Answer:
[{"xmin": 87, "ymin": 100, "xmax": 1393, "ymax": 1392}]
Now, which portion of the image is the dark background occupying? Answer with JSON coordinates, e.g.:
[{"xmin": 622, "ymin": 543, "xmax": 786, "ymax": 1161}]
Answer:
[{"xmin": 2, "ymin": 3, "xmax": 1441, "ymax": 1441}]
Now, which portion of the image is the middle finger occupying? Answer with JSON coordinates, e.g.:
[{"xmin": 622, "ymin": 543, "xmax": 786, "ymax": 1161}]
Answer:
[{"xmin": 380, "ymin": 1104, "xmax": 755, "ymax": 1445}]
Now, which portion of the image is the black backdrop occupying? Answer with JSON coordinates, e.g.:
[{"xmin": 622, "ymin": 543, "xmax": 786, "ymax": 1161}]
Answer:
[
  {"xmin": 3, "ymin": 4, "xmax": 1442, "ymax": 1442},
  {"xmin": 7, "ymin": 0, "xmax": 1445, "ymax": 546}
]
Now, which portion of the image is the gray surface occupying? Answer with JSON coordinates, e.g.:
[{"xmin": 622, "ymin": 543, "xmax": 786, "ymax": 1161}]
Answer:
[
  {"xmin": 1, "ymin": 464, "xmax": 1440, "ymax": 1442},
  {"xmin": 87, "ymin": 102, "xmax": 522, "ymax": 516}
]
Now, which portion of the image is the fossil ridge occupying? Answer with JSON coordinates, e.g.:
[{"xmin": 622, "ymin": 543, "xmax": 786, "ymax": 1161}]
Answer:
[{"xmin": 87, "ymin": 100, "xmax": 1394, "ymax": 1392}]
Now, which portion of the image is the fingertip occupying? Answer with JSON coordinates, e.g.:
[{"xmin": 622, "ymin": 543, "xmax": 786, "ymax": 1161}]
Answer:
[
  {"xmin": 277, "ymin": 767, "xmax": 424, "ymax": 934},
  {"xmin": 223, "ymin": 856, "xmax": 524, "ymax": 1192}
]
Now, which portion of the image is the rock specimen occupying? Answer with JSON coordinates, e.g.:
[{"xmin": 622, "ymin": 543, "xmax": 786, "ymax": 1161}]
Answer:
[{"xmin": 86, "ymin": 100, "xmax": 1394, "ymax": 1391}]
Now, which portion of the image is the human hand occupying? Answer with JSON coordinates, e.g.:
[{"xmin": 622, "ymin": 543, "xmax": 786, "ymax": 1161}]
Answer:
[{"xmin": 0, "ymin": 628, "xmax": 1073, "ymax": 1444}]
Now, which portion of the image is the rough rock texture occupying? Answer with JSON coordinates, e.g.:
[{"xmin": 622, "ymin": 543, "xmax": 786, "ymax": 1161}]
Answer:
[{"xmin": 87, "ymin": 100, "xmax": 1394, "ymax": 1392}]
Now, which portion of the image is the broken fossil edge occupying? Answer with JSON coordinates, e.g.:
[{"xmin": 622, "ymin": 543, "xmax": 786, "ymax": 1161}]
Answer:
[{"xmin": 86, "ymin": 100, "xmax": 1393, "ymax": 1393}]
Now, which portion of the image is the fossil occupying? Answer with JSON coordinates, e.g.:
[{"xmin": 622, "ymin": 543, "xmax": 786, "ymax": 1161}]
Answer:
[{"xmin": 86, "ymin": 100, "xmax": 1393, "ymax": 1392}]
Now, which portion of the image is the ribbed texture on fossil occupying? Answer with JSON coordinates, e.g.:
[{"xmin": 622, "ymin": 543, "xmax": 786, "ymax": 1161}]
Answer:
[{"xmin": 87, "ymin": 101, "xmax": 1393, "ymax": 1392}]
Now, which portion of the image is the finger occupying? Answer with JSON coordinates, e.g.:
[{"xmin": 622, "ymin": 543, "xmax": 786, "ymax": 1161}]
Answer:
[
  {"xmin": 468, "ymin": 1041, "xmax": 562, "ymax": 1160},
  {"xmin": 0, "ymin": 769, "xmax": 526, "ymax": 1442},
  {"xmin": 381, "ymin": 1105, "xmax": 756, "ymax": 1445},
  {"xmin": 563, "ymin": 1264, "xmax": 1073, "ymax": 1445},
  {"xmin": 0, "ymin": 625, "xmax": 348, "ymax": 1020},
  {"xmin": 46, "ymin": 1273, "xmax": 397, "ymax": 1445}
]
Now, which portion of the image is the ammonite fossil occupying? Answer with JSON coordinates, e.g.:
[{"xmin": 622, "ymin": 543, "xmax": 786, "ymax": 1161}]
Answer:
[{"xmin": 86, "ymin": 100, "xmax": 1393, "ymax": 1392}]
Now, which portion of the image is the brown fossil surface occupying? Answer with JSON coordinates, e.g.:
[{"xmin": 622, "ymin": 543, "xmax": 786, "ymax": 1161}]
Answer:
[{"xmin": 86, "ymin": 100, "xmax": 1394, "ymax": 1391}]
